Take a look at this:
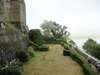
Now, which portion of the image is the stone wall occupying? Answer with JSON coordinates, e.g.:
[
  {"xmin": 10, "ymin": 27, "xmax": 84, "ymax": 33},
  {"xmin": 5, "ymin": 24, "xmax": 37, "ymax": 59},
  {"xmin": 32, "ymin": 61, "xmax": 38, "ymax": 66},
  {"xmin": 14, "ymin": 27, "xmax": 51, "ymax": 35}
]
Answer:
[
  {"xmin": 0, "ymin": 0, "xmax": 29, "ymax": 67},
  {"xmin": 0, "ymin": 0, "xmax": 29, "ymax": 32},
  {"xmin": 0, "ymin": 29, "xmax": 28, "ymax": 67},
  {"xmin": 75, "ymin": 48, "xmax": 99, "ymax": 65},
  {"xmin": 0, "ymin": 0, "xmax": 4, "ymax": 21}
]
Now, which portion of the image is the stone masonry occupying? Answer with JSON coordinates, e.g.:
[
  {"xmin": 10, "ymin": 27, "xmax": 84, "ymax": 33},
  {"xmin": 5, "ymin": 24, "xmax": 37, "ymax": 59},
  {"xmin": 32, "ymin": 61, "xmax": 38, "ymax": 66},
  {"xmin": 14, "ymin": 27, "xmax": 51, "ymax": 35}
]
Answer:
[{"xmin": 0, "ymin": 0, "xmax": 29, "ymax": 67}]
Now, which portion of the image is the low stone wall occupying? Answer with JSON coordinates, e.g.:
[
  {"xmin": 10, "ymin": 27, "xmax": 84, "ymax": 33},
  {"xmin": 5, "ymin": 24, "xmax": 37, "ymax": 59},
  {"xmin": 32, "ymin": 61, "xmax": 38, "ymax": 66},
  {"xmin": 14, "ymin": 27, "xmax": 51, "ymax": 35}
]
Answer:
[{"xmin": 75, "ymin": 47, "xmax": 99, "ymax": 65}]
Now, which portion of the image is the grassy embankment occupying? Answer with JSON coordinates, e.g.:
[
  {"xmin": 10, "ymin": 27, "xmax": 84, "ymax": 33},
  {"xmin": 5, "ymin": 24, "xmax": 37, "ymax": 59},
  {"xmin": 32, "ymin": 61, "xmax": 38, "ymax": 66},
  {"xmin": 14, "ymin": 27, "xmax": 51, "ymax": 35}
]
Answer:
[{"xmin": 22, "ymin": 44, "xmax": 84, "ymax": 75}]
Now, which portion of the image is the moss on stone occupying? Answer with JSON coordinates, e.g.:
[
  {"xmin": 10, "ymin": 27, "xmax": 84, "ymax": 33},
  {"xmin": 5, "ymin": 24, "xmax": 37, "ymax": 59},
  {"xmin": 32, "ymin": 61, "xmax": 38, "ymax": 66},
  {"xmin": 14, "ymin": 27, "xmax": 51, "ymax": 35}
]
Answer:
[
  {"xmin": 0, "ymin": 0, "xmax": 3, "ymax": 13},
  {"xmin": 4, "ymin": 21, "xmax": 16, "ymax": 29}
]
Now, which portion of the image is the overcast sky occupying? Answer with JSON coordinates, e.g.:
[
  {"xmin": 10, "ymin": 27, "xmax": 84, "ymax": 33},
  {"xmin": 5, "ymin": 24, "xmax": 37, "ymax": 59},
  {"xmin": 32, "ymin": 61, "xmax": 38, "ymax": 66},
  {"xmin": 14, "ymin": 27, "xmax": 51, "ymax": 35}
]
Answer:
[{"xmin": 25, "ymin": 0, "xmax": 100, "ymax": 36}]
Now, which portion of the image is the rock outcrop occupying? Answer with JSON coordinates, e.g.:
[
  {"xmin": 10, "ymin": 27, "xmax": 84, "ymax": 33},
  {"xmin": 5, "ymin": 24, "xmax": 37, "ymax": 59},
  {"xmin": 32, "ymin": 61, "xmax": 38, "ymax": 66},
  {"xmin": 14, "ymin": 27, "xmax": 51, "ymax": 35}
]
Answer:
[{"xmin": 0, "ymin": 0, "xmax": 29, "ymax": 67}]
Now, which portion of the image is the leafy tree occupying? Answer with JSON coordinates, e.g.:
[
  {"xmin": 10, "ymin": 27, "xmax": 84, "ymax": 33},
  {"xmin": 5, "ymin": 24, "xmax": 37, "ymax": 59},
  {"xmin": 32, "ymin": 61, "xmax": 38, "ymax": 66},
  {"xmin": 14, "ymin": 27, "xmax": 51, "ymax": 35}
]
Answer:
[
  {"xmin": 40, "ymin": 20, "xmax": 70, "ymax": 39},
  {"xmin": 29, "ymin": 29, "xmax": 43, "ymax": 46},
  {"xmin": 82, "ymin": 38, "xmax": 97, "ymax": 51},
  {"xmin": 90, "ymin": 44, "xmax": 100, "ymax": 60},
  {"xmin": 83, "ymin": 38, "xmax": 100, "ymax": 60}
]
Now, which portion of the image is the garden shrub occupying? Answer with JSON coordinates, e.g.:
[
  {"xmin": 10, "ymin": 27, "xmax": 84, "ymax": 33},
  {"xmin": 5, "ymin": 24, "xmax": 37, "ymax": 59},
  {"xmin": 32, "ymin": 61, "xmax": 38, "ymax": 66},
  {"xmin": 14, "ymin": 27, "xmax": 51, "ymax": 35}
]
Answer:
[
  {"xmin": 0, "ymin": 62, "xmax": 22, "ymax": 75},
  {"xmin": 43, "ymin": 37, "xmax": 56, "ymax": 44},
  {"xmin": 16, "ymin": 51, "xmax": 28, "ymax": 63},
  {"xmin": 27, "ymin": 46, "xmax": 35, "ymax": 57},
  {"xmin": 37, "ymin": 45, "xmax": 49, "ymax": 51},
  {"xmin": 28, "ymin": 40, "xmax": 38, "ymax": 51},
  {"xmin": 43, "ymin": 37, "xmax": 67, "ymax": 44},
  {"xmin": 61, "ymin": 42, "xmax": 65, "ymax": 46},
  {"xmin": 29, "ymin": 29, "xmax": 43, "ymax": 46}
]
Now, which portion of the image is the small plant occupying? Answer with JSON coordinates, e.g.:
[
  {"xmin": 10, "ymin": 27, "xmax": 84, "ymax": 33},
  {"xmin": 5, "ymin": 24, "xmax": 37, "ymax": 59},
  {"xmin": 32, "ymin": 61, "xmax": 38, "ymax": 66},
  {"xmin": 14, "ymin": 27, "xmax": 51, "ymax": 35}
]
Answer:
[
  {"xmin": 27, "ymin": 46, "xmax": 35, "ymax": 57},
  {"xmin": 0, "ymin": 62, "xmax": 22, "ymax": 75},
  {"xmin": 16, "ymin": 51, "xmax": 28, "ymax": 63},
  {"xmin": 28, "ymin": 40, "xmax": 38, "ymax": 51},
  {"xmin": 4, "ymin": 21, "xmax": 16, "ymax": 29}
]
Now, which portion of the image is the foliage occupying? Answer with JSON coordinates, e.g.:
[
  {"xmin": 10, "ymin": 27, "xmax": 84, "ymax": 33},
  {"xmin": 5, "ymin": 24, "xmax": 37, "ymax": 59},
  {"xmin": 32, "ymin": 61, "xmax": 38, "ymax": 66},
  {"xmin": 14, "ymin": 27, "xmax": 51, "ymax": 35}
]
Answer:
[
  {"xmin": 28, "ymin": 40, "xmax": 38, "ymax": 51},
  {"xmin": 5, "ymin": 21, "xmax": 16, "ymax": 29},
  {"xmin": 16, "ymin": 51, "xmax": 28, "ymax": 63},
  {"xmin": 83, "ymin": 38, "xmax": 100, "ymax": 60},
  {"xmin": 43, "ymin": 37, "xmax": 56, "ymax": 44},
  {"xmin": 27, "ymin": 46, "xmax": 35, "ymax": 57},
  {"xmin": 43, "ymin": 36, "xmax": 67, "ymax": 44},
  {"xmin": 41, "ymin": 20, "xmax": 70, "ymax": 39},
  {"xmin": 83, "ymin": 38, "xmax": 97, "ymax": 51},
  {"xmin": 29, "ymin": 29, "xmax": 43, "ymax": 46},
  {"xmin": 28, "ymin": 40, "xmax": 49, "ymax": 52},
  {"xmin": 68, "ymin": 39, "xmax": 76, "ymax": 46},
  {"xmin": 37, "ymin": 45, "xmax": 49, "ymax": 51},
  {"xmin": 90, "ymin": 44, "xmax": 100, "ymax": 60},
  {"xmin": 63, "ymin": 43, "xmax": 97, "ymax": 75},
  {"xmin": 0, "ymin": 62, "xmax": 22, "ymax": 75}
]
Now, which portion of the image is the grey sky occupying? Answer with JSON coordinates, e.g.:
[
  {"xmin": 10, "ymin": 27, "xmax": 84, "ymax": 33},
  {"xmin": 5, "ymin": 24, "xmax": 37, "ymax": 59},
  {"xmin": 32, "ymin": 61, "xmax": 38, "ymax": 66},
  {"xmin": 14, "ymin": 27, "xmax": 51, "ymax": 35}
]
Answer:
[{"xmin": 25, "ymin": 0, "xmax": 100, "ymax": 35}]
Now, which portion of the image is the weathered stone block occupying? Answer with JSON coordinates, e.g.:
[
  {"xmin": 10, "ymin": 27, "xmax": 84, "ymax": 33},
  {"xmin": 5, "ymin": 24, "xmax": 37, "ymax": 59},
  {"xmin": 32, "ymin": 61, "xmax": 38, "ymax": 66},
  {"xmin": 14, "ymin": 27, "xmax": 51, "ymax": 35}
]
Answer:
[{"xmin": 0, "ymin": 0, "xmax": 29, "ymax": 67}]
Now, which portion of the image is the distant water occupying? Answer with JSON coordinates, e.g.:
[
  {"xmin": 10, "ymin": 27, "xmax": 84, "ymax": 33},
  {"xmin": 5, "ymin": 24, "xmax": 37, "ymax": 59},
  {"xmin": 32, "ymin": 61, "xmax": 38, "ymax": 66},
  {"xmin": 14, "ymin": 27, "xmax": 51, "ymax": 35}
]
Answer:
[{"xmin": 72, "ymin": 38, "xmax": 100, "ymax": 50}]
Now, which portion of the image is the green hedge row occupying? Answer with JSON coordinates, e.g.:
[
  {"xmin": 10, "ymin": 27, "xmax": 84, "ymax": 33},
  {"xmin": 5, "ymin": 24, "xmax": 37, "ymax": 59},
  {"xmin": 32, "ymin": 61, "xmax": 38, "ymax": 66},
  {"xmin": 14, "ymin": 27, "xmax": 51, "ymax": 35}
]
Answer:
[
  {"xmin": 63, "ymin": 43, "xmax": 97, "ymax": 75},
  {"xmin": 37, "ymin": 45, "xmax": 49, "ymax": 51},
  {"xmin": 27, "ymin": 46, "xmax": 35, "ymax": 57},
  {"xmin": 44, "ymin": 37, "xmax": 67, "ymax": 44},
  {"xmin": 28, "ymin": 40, "xmax": 49, "ymax": 52},
  {"xmin": 28, "ymin": 40, "xmax": 38, "ymax": 51}
]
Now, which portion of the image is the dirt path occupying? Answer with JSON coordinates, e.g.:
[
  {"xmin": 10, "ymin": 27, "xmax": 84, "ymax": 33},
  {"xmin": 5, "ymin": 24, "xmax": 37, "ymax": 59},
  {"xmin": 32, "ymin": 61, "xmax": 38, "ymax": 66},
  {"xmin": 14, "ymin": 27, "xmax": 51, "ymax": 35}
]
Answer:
[{"xmin": 22, "ymin": 44, "xmax": 84, "ymax": 75}]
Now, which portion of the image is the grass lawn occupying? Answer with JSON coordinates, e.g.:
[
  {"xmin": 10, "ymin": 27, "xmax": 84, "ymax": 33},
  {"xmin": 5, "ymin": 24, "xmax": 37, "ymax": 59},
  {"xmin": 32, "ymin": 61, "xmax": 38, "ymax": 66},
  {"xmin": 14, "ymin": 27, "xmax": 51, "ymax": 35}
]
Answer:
[{"xmin": 22, "ymin": 44, "xmax": 84, "ymax": 75}]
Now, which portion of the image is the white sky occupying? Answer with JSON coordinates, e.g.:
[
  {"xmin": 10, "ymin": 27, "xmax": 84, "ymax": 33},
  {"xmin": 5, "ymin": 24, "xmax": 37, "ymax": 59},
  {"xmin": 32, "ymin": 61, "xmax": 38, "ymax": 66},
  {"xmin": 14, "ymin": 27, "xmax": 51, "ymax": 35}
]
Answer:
[{"xmin": 25, "ymin": 0, "xmax": 100, "ymax": 35}]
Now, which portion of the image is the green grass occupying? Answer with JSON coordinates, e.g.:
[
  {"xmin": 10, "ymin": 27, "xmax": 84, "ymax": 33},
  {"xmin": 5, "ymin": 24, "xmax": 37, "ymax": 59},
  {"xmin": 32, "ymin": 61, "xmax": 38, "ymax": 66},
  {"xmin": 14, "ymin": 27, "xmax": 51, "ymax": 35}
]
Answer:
[{"xmin": 22, "ymin": 44, "xmax": 84, "ymax": 75}]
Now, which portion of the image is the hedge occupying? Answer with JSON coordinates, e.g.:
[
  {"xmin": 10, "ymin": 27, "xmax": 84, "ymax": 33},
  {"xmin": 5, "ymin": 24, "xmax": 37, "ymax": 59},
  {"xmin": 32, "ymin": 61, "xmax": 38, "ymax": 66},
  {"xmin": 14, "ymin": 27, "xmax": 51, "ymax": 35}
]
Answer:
[
  {"xmin": 27, "ymin": 46, "xmax": 35, "ymax": 57},
  {"xmin": 37, "ymin": 45, "xmax": 49, "ymax": 51},
  {"xmin": 16, "ymin": 51, "xmax": 28, "ymax": 63},
  {"xmin": 29, "ymin": 29, "xmax": 43, "ymax": 46},
  {"xmin": 28, "ymin": 40, "xmax": 38, "ymax": 51},
  {"xmin": 63, "ymin": 43, "xmax": 97, "ymax": 75}
]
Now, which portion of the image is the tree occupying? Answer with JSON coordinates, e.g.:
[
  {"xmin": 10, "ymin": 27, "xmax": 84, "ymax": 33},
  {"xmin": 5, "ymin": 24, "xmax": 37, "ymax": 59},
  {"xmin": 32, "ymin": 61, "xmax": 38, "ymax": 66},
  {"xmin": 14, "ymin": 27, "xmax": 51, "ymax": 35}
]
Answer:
[
  {"xmin": 40, "ymin": 20, "xmax": 70, "ymax": 39},
  {"xmin": 91, "ymin": 44, "xmax": 100, "ymax": 60},
  {"xmin": 29, "ymin": 29, "xmax": 43, "ymax": 46},
  {"xmin": 83, "ymin": 38, "xmax": 100, "ymax": 60},
  {"xmin": 82, "ymin": 38, "xmax": 97, "ymax": 51}
]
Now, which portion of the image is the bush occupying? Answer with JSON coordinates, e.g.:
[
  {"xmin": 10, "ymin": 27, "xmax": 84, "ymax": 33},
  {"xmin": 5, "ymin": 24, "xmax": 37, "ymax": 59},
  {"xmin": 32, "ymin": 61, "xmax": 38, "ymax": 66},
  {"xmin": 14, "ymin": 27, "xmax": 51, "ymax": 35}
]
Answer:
[
  {"xmin": 63, "ymin": 44, "xmax": 70, "ymax": 50},
  {"xmin": 28, "ymin": 40, "xmax": 38, "ymax": 51},
  {"xmin": 82, "ymin": 38, "xmax": 100, "ymax": 60},
  {"xmin": 61, "ymin": 42, "xmax": 65, "ymax": 46},
  {"xmin": 63, "ymin": 43, "xmax": 97, "ymax": 75},
  {"xmin": 29, "ymin": 29, "xmax": 43, "ymax": 46},
  {"xmin": 43, "ymin": 37, "xmax": 56, "ymax": 44},
  {"xmin": 43, "ymin": 37, "xmax": 67, "ymax": 44},
  {"xmin": 16, "ymin": 51, "xmax": 28, "ymax": 63},
  {"xmin": 37, "ymin": 45, "xmax": 49, "ymax": 51},
  {"xmin": 0, "ymin": 63, "xmax": 22, "ymax": 75},
  {"xmin": 27, "ymin": 46, "xmax": 35, "ymax": 57}
]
